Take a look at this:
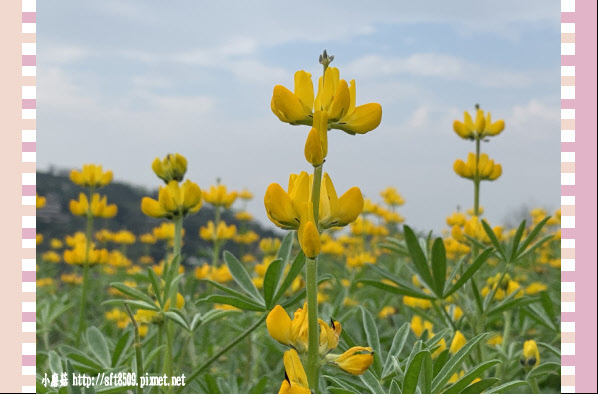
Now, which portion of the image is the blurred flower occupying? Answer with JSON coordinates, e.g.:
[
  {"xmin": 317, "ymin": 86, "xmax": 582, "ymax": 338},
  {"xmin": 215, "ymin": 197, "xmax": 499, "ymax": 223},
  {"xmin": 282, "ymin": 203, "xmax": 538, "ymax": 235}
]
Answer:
[
  {"xmin": 203, "ymin": 184, "xmax": 237, "ymax": 208},
  {"xmin": 454, "ymin": 153, "xmax": 502, "ymax": 181},
  {"xmin": 259, "ymin": 238, "xmax": 281, "ymax": 255},
  {"xmin": 453, "ymin": 109, "xmax": 504, "ymax": 139},
  {"xmin": 41, "ymin": 251, "xmax": 61, "ymax": 263},
  {"xmin": 50, "ymin": 238, "xmax": 63, "ymax": 249},
  {"xmin": 70, "ymin": 164, "xmax": 113, "ymax": 188},
  {"xmin": 199, "ymin": 221, "xmax": 237, "ymax": 241},
  {"xmin": 141, "ymin": 180, "xmax": 202, "ymax": 219},
  {"xmin": 450, "ymin": 331, "xmax": 467, "ymax": 354},
  {"xmin": 151, "ymin": 153, "xmax": 187, "ymax": 183},
  {"xmin": 112, "ymin": 230, "xmax": 136, "ymax": 244},
  {"xmin": 521, "ymin": 340, "xmax": 540, "ymax": 368},
  {"xmin": 380, "ymin": 187, "xmax": 405, "ymax": 206},
  {"xmin": 378, "ymin": 306, "xmax": 397, "ymax": 319},
  {"xmin": 235, "ymin": 211, "xmax": 254, "ymax": 222},
  {"xmin": 36, "ymin": 193, "xmax": 46, "ymax": 209}
]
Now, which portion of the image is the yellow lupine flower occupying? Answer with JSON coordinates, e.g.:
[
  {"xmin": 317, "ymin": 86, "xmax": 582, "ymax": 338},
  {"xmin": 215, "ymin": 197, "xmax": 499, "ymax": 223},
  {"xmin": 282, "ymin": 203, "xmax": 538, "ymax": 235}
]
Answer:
[
  {"xmin": 141, "ymin": 180, "xmax": 202, "ymax": 219},
  {"xmin": 411, "ymin": 315, "xmax": 434, "ymax": 337},
  {"xmin": 264, "ymin": 171, "xmax": 363, "ymax": 232},
  {"xmin": 50, "ymin": 238, "xmax": 63, "ymax": 249},
  {"xmin": 151, "ymin": 153, "xmax": 187, "ymax": 183},
  {"xmin": 487, "ymin": 334, "xmax": 503, "ymax": 346},
  {"xmin": 404, "ymin": 296, "xmax": 432, "ymax": 310},
  {"xmin": 70, "ymin": 164, "xmax": 113, "ymax": 188},
  {"xmin": 325, "ymin": 346, "xmax": 374, "ymax": 375},
  {"xmin": 112, "ymin": 230, "xmax": 136, "ymax": 244},
  {"xmin": 432, "ymin": 338, "xmax": 447, "ymax": 359},
  {"xmin": 380, "ymin": 186, "xmax": 405, "ymax": 206},
  {"xmin": 346, "ymin": 252, "xmax": 376, "ymax": 269},
  {"xmin": 259, "ymin": 238, "xmax": 281, "ymax": 255},
  {"xmin": 235, "ymin": 211, "xmax": 254, "ymax": 222},
  {"xmin": 278, "ymin": 349, "xmax": 311, "ymax": 394},
  {"xmin": 36, "ymin": 193, "xmax": 46, "ymax": 209},
  {"xmin": 378, "ymin": 306, "xmax": 397, "ymax": 319},
  {"xmin": 525, "ymin": 282, "xmax": 548, "ymax": 295},
  {"xmin": 69, "ymin": 193, "xmax": 117, "ymax": 218},
  {"xmin": 450, "ymin": 331, "xmax": 467, "ymax": 354},
  {"xmin": 522, "ymin": 340, "xmax": 540, "ymax": 367},
  {"xmin": 453, "ymin": 109, "xmax": 504, "ymax": 139},
  {"xmin": 139, "ymin": 233, "xmax": 157, "ymax": 244},
  {"xmin": 63, "ymin": 242, "xmax": 108, "ymax": 266},
  {"xmin": 271, "ymin": 70, "xmax": 314, "ymax": 125},
  {"xmin": 199, "ymin": 221, "xmax": 237, "ymax": 241},
  {"xmin": 37, "ymin": 278, "xmax": 54, "ymax": 288},
  {"xmin": 301, "ymin": 221, "xmax": 321, "ymax": 259},
  {"xmin": 453, "ymin": 153, "xmax": 502, "ymax": 181},
  {"xmin": 304, "ymin": 126, "xmax": 324, "ymax": 166},
  {"xmin": 238, "ymin": 189, "xmax": 253, "ymax": 201},
  {"xmin": 267, "ymin": 304, "xmax": 309, "ymax": 353},
  {"xmin": 61, "ymin": 272, "xmax": 83, "ymax": 285},
  {"xmin": 202, "ymin": 184, "xmax": 237, "ymax": 208},
  {"xmin": 234, "ymin": 231, "xmax": 259, "ymax": 245},
  {"xmin": 446, "ymin": 212, "xmax": 466, "ymax": 227},
  {"xmin": 42, "ymin": 251, "xmax": 61, "ymax": 263}
]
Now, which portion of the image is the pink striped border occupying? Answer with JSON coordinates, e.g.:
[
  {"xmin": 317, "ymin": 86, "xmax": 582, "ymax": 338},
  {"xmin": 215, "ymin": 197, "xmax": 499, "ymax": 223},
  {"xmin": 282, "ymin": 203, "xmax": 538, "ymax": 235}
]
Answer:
[
  {"xmin": 561, "ymin": 1, "xmax": 598, "ymax": 392},
  {"xmin": 21, "ymin": 0, "xmax": 37, "ymax": 392}
]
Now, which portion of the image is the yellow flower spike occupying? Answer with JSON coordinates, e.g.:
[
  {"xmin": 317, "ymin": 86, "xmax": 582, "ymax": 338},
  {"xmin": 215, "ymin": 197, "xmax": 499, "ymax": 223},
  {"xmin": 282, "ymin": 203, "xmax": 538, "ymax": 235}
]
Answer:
[
  {"xmin": 203, "ymin": 184, "xmax": 237, "ymax": 208},
  {"xmin": 90, "ymin": 194, "xmax": 118, "ymax": 218},
  {"xmin": 325, "ymin": 346, "xmax": 374, "ymax": 375},
  {"xmin": 69, "ymin": 193, "xmax": 89, "ymax": 216},
  {"xmin": 450, "ymin": 331, "xmax": 467, "ymax": 354},
  {"xmin": 485, "ymin": 112, "xmax": 505, "ymax": 136},
  {"xmin": 300, "ymin": 220, "xmax": 321, "ymax": 259},
  {"xmin": 272, "ymin": 85, "xmax": 312, "ymax": 125},
  {"xmin": 279, "ymin": 349, "xmax": 311, "ymax": 394},
  {"xmin": 304, "ymin": 127, "xmax": 324, "ymax": 166},
  {"xmin": 522, "ymin": 340, "xmax": 540, "ymax": 367},
  {"xmin": 36, "ymin": 193, "xmax": 46, "ymax": 209},
  {"xmin": 142, "ymin": 180, "xmax": 202, "ymax": 219},
  {"xmin": 70, "ymin": 164, "xmax": 113, "ymax": 188},
  {"xmin": 152, "ymin": 153, "xmax": 188, "ymax": 183}
]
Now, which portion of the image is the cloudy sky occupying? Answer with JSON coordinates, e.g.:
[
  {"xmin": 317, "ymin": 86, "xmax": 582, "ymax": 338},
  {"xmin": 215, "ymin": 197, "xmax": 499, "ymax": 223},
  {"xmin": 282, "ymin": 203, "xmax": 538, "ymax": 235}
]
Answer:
[{"xmin": 38, "ymin": 1, "xmax": 561, "ymax": 233}]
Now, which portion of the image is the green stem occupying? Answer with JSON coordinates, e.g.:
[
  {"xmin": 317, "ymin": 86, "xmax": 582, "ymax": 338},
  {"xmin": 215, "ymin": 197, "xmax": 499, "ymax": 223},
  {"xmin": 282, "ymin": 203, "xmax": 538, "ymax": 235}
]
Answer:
[
  {"xmin": 179, "ymin": 313, "xmax": 267, "ymax": 393},
  {"xmin": 433, "ymin": 300, "xmax": 457, "ymax": 332},
  {"xmin": 124, "ymin": 303, "xmax": 144, "ymax": 394},
  {"xmin": 76, "ymin": 196, "xmax": 94, "ymax": 346},
  {"xmin": 474, "ymin": 137, "xmax": 481, "ymax": 217},
  {"xmin": 306, "ymin": 257, "xmax": 320, "ymax": 392},
  {"xmin": 212, "ymin": 206, "xmax": 222, "ymax": 265},
  {"xmin": 163, "ymin": 215, "xmax": 184, "ymax": 390},
  {"xmin": 530, "ymin": 377, "xmax": 540, "ymax": 394}
]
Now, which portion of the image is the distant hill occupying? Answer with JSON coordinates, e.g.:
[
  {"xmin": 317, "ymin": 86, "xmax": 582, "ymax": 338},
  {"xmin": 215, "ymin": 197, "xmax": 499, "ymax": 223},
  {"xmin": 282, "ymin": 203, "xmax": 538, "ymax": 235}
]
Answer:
[{"xmin": 36, "ymin": 169, "xmax": 279, "ymax": 263}]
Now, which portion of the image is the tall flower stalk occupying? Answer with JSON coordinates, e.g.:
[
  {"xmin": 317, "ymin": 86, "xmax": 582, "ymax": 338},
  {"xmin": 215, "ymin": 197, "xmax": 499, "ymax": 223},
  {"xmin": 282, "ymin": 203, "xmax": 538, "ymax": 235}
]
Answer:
[{"xmin": 266, "ymin": 50, "xmax": 381, "ymax": 392}]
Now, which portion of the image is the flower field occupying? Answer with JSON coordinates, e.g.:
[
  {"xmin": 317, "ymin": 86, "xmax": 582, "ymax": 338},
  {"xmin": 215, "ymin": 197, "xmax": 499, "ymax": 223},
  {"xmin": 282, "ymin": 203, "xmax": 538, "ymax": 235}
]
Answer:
[{"xmin": 36, "ymin": 52, "xmax": 561, "ymax": 394}]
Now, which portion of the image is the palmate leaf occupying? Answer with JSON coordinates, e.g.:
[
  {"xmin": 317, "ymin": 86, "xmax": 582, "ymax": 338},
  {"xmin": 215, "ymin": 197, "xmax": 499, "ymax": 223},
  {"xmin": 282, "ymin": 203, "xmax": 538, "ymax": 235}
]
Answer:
[
  {"xmin": 111, "ymin": 329, "xmax": 132, "ymax": 367},
  {"xmin": 86, "ymin": 326, "xmax": 111, "ymax": 368},
  {"xmin": 359, "ymin": 279, "xmax": 437, "ymax": 300},
  {"xmin": 481, "ymin": 220, "xmax": 506, "ymax": 260},
  {"xmin": 444, "ymin": 247, "xmax": 493, "ymax": 299},
  {"xmin": 515, "ymin": 216, "xmax": 551, "ymax": 258},
  {"xmin": 198, "ymin": 294, "xmax": 265, "ymax": 311},
  {"xmin": 441, "ymin": 360, "xmax": 501, "ymax": 394},
  {"xmin": 262, "ymin": 258, "xmax": 282, "ymax": 308},
  {"xmin": 109, "ymin": 282, "xmax": 155, "ymax": 306},
  {"xmin": 272, "ymin": 251, "xmax": 306, "ymax": 304},
  {"xmin": 198, "ymin": 279, "xmax": 265, "ymax": 310},
  {"xmin": 383, "ymin": 322, "xmax": 411, "ymax": 378}
]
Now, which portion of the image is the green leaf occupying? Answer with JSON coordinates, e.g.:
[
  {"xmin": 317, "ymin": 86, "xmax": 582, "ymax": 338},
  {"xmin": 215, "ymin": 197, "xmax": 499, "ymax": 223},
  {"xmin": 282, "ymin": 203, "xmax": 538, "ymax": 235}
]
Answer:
[
  {"xmin": 361, "ymin": 306, "xmax": 382, "ymax": 378},
  {"xmin": 508, "ymin": 220, "xmax": 526, "ymax": 262},
  {"xmin": 66, "ymin": 353, "xmax": 103, "ymax": 372},
  {"xmin": 444, "ymin": 247, "xmax": 493, "ymax": 298},
  {"xmin": 102, "ymin": 299, "xmax": 159, "ymax": 311},
  {"xmin": 248, "ymin": 376, "xmax": 268, "ymax": 394},
  {"xmin": 431, "ymin": 333, "xmax": 486, "ymax": 393},
  {"xmin": 389, "ymin": 380, "xmax": 402, "ymax": 394},
  {"xmin": 487, "ymin": 296, "xmax": 538, "ymax": 317},
  {"xmin": 190, "ymin": 313, "xmax": 203, "ymax": 331},
  {"xmin": 324, "ymin": 375, "xmax": 362, "ymax": 392},
  {"xmin": 383, "ymin": 322, "xmax": 410, "ymax": 378},
  {"xmin": 96, "ymin": 386, "xmax": 136, "ymax": 394},
  {"xmin": 431, "ymin": 238, "xmax": 447, "ymax": 297},
  {"xmin": 66, "ymin": 360, "xmax": 82, "ymax": 394},
  {"xmin": 404, "ymin": 226, "xmax": 435, "ymax": 288},
  {"xmin": 516, "ymin": 235, "xmax": 555, "ymax": 262},
  {"xmin": 205, "ymin": 374, "xmax": 222, "ymax": 394},
  {"xmin": 200, "ymin": 278, "xmax": 260, "ymax": 303},
  {"xmin": 223, "ymin": 251, "xmax": 265, "ymax": 304},
  {"xmin": 109, "ymin": 282, "xmax": 156, "ymax": 306},
  {"xmin": 143, "ymin": 345, "xmax": 165, "ymax": 371},
  {"xmin": 358, "ymin": 279, "xmax": 437, "ymax": 300},
  {"xmin": 359, "ymin": 370, "xmax": 385, "ymax": 394},
  {"xmin": 48, "ymin": 350, "xmax": 63, "ymax": 375},
  {"xmin": 481, "ymin": 220, "xmax": 505, "ymax": 260},
  {"xmin": 537, "ymin": 342, "xmax": 560, "ymax": 358},
  {"xmin": 111, "ymin": 329, "xmax": 132, "ymax": 367},
  {"xmin": 457, "ymin": 378, "xmax": 499, "ymax": 394},
  {"xmin": 147, "ymin": 267, "xmax": 163, "ymax": 307},
  {"xmin": 432, "ymin": 349, "xmax": 450, "ymax": 376},
  {"xmin": 201, "ymin": 309, "xmax": 240, "ymax": 325},
  {"xmin": 516, "ymin": 216, "xmax": 551, "ymax": 257},
  {"xmin": 526, "ymin": 362, "xmax": 561, "ymax": 380},
  {"xmin": 263, "ymin": 258, "xmax": 283, "ymax": 308},
  {"xmin": 198, "ymin": 294, "xmax": 265, "ymax": 311},
  {"xmin": 441, "ymin": 360, "xmax": 501, "ymax": 394},
  {"xmin": 164, "ymin": 310, "xmax": 189, "ymax": 330},
  {"xmin": 273, "ymin": 251, "xmax": 306, "ymax": 303},
  {"xmin": 86, "ymin": 326, "xmax": 111, "ymax": 368},
  {"xmin": 403, "ymin": 350, "xmax": 433, "ymax": 394},
  {"xmin": 277, "ymin": 232, "xmax": 294, "ymax": 264},
  {"xmin": 483, "ymin": 380, "xmax": 529, "ymax": 393}
]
